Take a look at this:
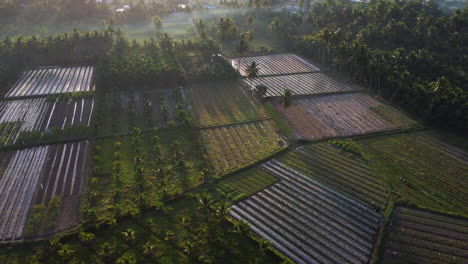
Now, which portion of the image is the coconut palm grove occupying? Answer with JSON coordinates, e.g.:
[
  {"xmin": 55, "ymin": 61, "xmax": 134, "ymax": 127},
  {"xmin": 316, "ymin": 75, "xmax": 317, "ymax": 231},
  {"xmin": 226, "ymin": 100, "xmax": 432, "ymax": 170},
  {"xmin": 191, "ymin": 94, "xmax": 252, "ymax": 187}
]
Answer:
[{"xmin": 0, "ymin": 0, "xmax": 467, "ymax": 263}]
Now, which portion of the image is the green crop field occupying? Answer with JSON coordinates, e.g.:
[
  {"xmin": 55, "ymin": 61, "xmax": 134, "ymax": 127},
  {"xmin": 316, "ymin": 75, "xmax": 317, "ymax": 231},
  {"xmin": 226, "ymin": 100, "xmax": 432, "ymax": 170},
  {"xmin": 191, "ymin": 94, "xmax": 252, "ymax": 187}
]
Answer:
[
  {"xmin": 359, "ymin": 132, "xmax": 468, "ymax": 217},
  {"xmin": 186, "ymin": 81, "xmax": 268, "ymax": 127},
  {"xmin": 222, "ymin": 167, "xmax": 279, "ymax": 196},
  {"xmin": 200, "ymin": 120, "xmax": 286, "ymax": 176}
]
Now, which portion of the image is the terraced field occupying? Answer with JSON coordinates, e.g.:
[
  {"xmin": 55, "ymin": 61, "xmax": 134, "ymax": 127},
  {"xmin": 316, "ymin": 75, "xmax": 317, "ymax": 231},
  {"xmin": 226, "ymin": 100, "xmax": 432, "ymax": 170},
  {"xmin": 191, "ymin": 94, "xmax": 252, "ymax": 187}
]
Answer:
[
  {"xmin": 246, "ymin": 72, "xmax": 356, "ymax": 97},
  {"xmin": 222, "ymin": 167, "xmax": 279, "ymax": 196},
  {"xmin": 200, "ymin": 120, "xmax": 285, "ymax": 175},
  {"xmin": 0, "ymin": 141, "xmax": 89, "ymax": 241},
  {"xmin": 359, "ymin": 132, "xmax": 468, "ymax": 216},
  {"xmin": 277, "ymin": 143, "xmax": 388, "ymax": 210},
  {"xmin": 6, "ymin": 66, "xmax": 94, "ymax": 97},
  {"xmin": 230, "ymin": 160, "xmax": 382, "ymax": 264},
  {"xmin": 273, "ymin": 93, "xmax": 416, "ymax": 140},
  {"xmin": 382, "ymin": 207, "xmax": 468, "ymax": 264},
  {"xmin": 231, "ymin": 54, "xmax": 320, "ymax": 76},
  {"xmin": 0, "ymin": 98, "xmax": 94, "ymax": 145},
  {"xmin": 186, "ymin": 81, "xmax": 267, "ymax": 127}
]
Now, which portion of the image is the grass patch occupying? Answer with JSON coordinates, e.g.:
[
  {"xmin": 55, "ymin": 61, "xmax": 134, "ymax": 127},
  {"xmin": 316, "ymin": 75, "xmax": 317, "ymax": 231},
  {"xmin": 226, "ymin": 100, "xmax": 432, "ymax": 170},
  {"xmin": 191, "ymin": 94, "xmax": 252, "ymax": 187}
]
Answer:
[
  {"xmin": 221, "ymin": 167, "xmax": 279, "ymax": 196},
  {"xmin": 359, "ymin": 132, "xmax": 468, "ymax": 217},
  {"xmin": 262, "ymin": 101, "xmax": 294, "ymax": 138}
]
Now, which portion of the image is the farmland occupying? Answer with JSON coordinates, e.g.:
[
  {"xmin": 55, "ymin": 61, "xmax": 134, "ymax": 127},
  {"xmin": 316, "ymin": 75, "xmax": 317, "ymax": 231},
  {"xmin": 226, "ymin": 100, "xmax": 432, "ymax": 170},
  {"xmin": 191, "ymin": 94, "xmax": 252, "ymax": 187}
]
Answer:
[
  {"xmin": 90, "ymin": 128, "xmax": 206, "ymax": 221},
  {"xmin": 231, "ymin": 54, "xmax": 320, "ymax": 76},
  {"xmin": 277, "ymin": 143, "xmax": 388, "ymax": 210},
  {"xmin": 359, "ymin": 132, "xmax": 468, "ymax": 217},
  {"xmin": 246, "ymin": 72, "xmax": 357, "ymax": 97},
  {"xmin": 100, "ymin": 88, "xmax": 187, "ymax": 135},
  {"xmin": 272, "ymin": 93, "xmax": 417, "ymax": 140},
  {"xmin": 199, "ymin": 120, "xmax": 285, "ymax": 176},
  {"xmin": 185, "ymin": 81, "xmax": 267, "ymax": 127},
  {"xmin": 0, "ymin": 141, "xmax": 89, "ymax": 241},
  {"xmin": 222, "ymin": 167, "xmax": 279, "ymax": 196},
  {"xmin": 230, "ymin": 160, "xmax": 382, "ymax": 264},
  {"xmin": 382, "ymin": 207, "xmax": 468, "ymax": 264},
  {"xmin": 0, "ymin": 98, "xmax": 94, "ymax": 145},
  {"xmin": 5, "ymin": 66, "xmax": 94, "ymax": 97}
]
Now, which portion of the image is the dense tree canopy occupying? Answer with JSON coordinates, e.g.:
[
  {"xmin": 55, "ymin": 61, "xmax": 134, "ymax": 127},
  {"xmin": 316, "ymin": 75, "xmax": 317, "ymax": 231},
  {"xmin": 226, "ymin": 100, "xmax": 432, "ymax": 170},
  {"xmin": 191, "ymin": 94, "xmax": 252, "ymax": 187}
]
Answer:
[{"xmin": 0, "ymin": 30, "xmax": 237, "ymax": 94}]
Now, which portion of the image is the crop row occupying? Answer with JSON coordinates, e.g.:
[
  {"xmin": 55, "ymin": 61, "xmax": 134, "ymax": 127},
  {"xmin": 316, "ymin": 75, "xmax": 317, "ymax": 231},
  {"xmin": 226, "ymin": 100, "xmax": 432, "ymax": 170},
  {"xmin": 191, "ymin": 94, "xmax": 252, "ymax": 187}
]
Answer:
[
  {"xmin": 0, "ymin": 146, "xmax": 50, "ymax": 241},
  {"xmin": 6, "ymin": 66, "xmax": 94, "ymax": 97},
  {"xmin": 382, "ymin": 207, "xmax": 468, "ymax": 264},
  {"xmin": 222, "ymin": 167, "xmax": 279, "ymax": 195},
  {"xmin": 0, "ymin": 142, "xmax": 89, "ymax": 241},
  {"xmin": 231, "ymin": 54, "xmax": 320, "ymax": 76},
  {"xmin": 246, "ymin": 72, "xmax": 356, "ymax": 97},
  {"xmin": 186, "ymin": 81, "xmax": 267, "ymax": 127},
  {"xmin": 359, "ymin": 133, "xmax": 468, "ymax": 215},
  {"xmin": 200, "ymin": 120, "xmax": 284, "ymax": 176},
  {"xmin": 0, "ymin": 98, "xmax": 94, "ymax": 145},
  {"xmin": 278, "ymin": 143, "xmax": 388, "ymax": 209},
  {"xmin": 273, "ymin": 92, "xmax": 415, "ymax": 140},
  {"xmin": 230, "ymin": 159, "xmax": 382, "ymax": 264}
]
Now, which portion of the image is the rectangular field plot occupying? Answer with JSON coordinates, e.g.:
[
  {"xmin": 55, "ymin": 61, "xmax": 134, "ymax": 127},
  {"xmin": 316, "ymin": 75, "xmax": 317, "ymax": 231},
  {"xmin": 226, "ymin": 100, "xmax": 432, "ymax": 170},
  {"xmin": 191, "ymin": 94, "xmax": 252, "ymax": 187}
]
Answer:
[
  {"xmin": 200, "ymin": 120, "xmax": 285, "ymax": 176},
  {"xmin": 186, "ymin": 81, "xmax": 267, "ymax": 127},
  {"xmin": 278, "ymin": 143, "xmax": 387, "ymax": 210},
  {"xmin": 359, "ymin": 132, "xmax": 468, "ymax": 216},
  {"xmin": 382, "ymin": 207, "xmax": 468, "ymax": 264},
  {"xmin": 222, "ymin": 167, "xmax": 279, "ymax": 196},
  {"xmin": 231, "ymin": 54, "xmax": 320, "ymax": 76},
  {"xmin": 0, "ymin": 98, "xmax": 94, "ymax": 145},
  {"xmin": 0, "ymin": 141, "xmax": 89, "ymax": 241},
  {"xmin": 246, "ymin": 72, "xmax": 357, "ymax": 97},
  {"xmin": 102, "ymin": 89, "xmax": 186, "ymax": 134},
  {"xmin": 6, "ymin": 66, "xmax": 94, "ymax": 97},
  {"xmin": 230, "ymin": 160, "xmax": 382, "ymax": 264},
  {"xmin": 273, "ymin": 93, "xmax": 417, "ymax": 140}
]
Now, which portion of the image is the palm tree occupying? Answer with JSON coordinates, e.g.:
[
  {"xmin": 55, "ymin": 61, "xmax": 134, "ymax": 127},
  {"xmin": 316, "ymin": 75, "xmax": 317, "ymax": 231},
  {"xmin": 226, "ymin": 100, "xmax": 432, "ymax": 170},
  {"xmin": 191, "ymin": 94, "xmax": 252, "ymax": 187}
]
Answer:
[
  {"xmin": 233, "ymin": 219, "xmax": 250, "ymax": 234},
  {"xmin": 280, "ymin": 88, "xmax": 293, "ymax": 108},
  {"xmin": 197, "ymin": 193, "xmax": 214, "ymax": 222},
  {"xmin": 121, "ymin": 229, "xmax": 136, "ymax": 242},
  {"xmin": 254, "ymin": 84, "xmax": 268, "ymax": 97},
  {"xmin": 245, "ymin": 61, "xmax": 260, "ymax": 90}
]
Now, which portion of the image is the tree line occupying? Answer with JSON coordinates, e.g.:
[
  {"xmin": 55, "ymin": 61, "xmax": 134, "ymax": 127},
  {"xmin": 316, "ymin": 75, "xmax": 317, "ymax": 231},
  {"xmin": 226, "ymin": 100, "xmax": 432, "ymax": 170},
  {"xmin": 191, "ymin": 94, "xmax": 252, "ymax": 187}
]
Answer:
[{"xmin": 0, "ymin": 29, "xmax": 237, "ymax": 94}]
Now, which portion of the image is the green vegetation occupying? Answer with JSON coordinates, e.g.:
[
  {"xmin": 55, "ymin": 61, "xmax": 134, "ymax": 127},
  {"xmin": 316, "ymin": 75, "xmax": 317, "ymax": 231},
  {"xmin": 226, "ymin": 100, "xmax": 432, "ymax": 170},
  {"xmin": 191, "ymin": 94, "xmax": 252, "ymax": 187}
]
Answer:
[
  {"xmin": 221, "ymin": 167, "xmax": 279, "ymax": 196},
  {"xmin": 16, "ymin": 124, "xmax": 91, "ymax": 145},
  {"xmin": 369, "ymin": 104, "xmax": 418, "ymax": 130},
  {"xmin": 89, "ymin": 127, "xmax": 206, "ymax": 222},
  {"xmin": 0, "ymin": 1, "xmax": 467, "ymax": 263},
  {"xmin": 359, "ymin": 132, "xmax": 468, "ymax": 217},
  {"xmin": 46, "ymin": 91, "xmax": 94, "ymax": 101},
  {"xmin": 278, "ymin": 143, "xmax": 388, "ymax": 210},
  {"xmin": 1, "ymin": 193, "xmax": 282, "ymax": 264},
  {"xmin": 262, "ymin": 102, "xmax": 295, "ymax": 138},
  {"xmin": 186, "ymin": 81, "xmax": 268, "ymax": 127},
  {"xmin": 329, "ymin": 139, "xmax": 362, "ymax": 156},
  {"xmin": 25, "ymin": 196, "xmax": 62, "ymax": 236}
]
